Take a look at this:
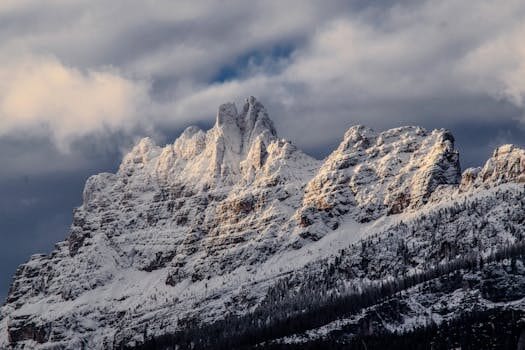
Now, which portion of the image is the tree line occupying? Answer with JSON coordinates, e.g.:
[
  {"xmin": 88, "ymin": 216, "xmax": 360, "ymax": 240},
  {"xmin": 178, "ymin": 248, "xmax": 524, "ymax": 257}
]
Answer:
[{"xmin": 123, "ymin": 237, "xmax": 525, "ymax": 350}]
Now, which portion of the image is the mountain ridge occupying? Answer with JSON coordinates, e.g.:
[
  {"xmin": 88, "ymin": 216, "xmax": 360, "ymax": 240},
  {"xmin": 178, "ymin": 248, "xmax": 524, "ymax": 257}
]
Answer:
[{"xmin": 2, "ymin": 97, "xmax": 525, "ymax": 349}]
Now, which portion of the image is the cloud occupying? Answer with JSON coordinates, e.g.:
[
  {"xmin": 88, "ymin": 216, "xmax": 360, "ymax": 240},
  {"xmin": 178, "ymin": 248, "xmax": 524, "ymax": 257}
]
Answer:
[
  {"xmin": 460, "ymin": 23, "xmax": 525, "ymax": 108},
  {"xmin": 0, "ymin": 55, "xmax": 149, "ymax": 150},
  {"xmin": 0, "ymin": 0, "xmax": 351, "ymax": 150},
  {"xmin": 1, "ymin": 0, "xmax": 525, "ymax": 154},
  {"xmin": 149, "ymin": 0, "xmax": 525, "ymax": 148}
]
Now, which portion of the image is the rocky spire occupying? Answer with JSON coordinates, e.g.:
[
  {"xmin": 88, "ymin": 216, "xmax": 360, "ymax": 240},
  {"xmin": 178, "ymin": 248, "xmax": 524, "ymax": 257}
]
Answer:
[
  {"xmin": 213, "ymin": 96, "xmax": 277, "ymax": 155},
  {"xmin": 238, "ymin": 96, "xmax": 277, "ymax": 150},
  {"xmin": 204, "ymin": 97, "xmax": 278, "ymax": 182}
]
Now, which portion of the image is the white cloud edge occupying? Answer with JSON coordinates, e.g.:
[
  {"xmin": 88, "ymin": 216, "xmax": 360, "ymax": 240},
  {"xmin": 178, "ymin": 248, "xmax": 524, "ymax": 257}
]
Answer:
[{"xmin": 0, "ymin": 0, "xmax": 525, "ymax": 151}]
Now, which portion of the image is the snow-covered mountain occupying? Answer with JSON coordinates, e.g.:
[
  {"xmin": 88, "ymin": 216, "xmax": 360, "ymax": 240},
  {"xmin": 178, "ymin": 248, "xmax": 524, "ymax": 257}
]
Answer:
[{"xmin": 2, "ymin": 97, "xmax": 525, "ymax": 349}]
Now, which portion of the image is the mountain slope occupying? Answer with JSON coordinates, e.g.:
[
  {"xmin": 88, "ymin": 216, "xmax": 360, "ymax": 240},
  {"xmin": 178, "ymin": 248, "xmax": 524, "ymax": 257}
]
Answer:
[{"xmin": 1, "ymin": 97, "xmax": 525, "ymax": 349}]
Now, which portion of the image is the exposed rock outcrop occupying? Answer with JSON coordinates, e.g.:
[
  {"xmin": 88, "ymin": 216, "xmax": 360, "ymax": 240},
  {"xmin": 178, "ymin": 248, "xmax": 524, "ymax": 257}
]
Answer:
[
  {"xmin": 461, "ymin": 144, "xmax": 525, "ymax": 190},
  {"xmin": 296, "ymin": 126, "xmax": 461, "ymax": 236}
]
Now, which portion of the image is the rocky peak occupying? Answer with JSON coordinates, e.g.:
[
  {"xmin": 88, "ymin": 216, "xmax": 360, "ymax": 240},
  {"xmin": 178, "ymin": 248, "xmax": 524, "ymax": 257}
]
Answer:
[
  {"xmin": 461, "ymin": 144, "xmax": 525, "ymax": 189},
  {"xmin": 213, "ymin": 96, "xmax": 277, "ymax": 154},
  {"xmin": 239, "ymin": 96, "xmax": 277, "ymax": 146},
  {"xmin": 173, "ymin": 126, "xmax": 206, "ymax": 160},
  {"xmin": 113, "ymin": 97, "xmax": 281, "ymax": 188},
  {"xmin": 339, "ymin": 125, "xmax": 377, "ymax": 151},
  {"xmin": 296, "ymin": 126, "xmax": 461, "ymax": 237},
  {"xmin": 120, "ymin": 137, "xmax": 160, "ymax": 168},
  {"xmin": 205, "ymin": 97, "xmax": 278, "ymax": 183}
]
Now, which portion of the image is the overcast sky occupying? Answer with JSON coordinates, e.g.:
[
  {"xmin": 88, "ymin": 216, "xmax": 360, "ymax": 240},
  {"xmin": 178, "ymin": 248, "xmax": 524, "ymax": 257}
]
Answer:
[{"xmin": 2, "ymin": 0, "xmax": 525, "ymax": 299}]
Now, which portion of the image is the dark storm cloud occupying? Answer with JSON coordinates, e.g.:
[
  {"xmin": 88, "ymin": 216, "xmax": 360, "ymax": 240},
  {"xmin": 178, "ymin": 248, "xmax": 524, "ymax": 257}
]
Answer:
[
  {"xmin": 0, "ymin": 133, "xmax": 128, "ymax": 301},
  {"xmin": 0, "ymin": 174, "xmax": 85, "ymax": 301},
  {"xmin": 0, "ymin": 166, "xmax": 121, "ymax": 301},
  {"xmin": 3, "ymin": 0, "xmax": 525, "ymax": 148}
]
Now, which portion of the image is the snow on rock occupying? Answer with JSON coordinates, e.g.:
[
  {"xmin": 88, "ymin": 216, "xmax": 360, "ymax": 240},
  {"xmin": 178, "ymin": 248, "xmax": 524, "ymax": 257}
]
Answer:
[
  {"xmin": 461, "ymin": 144, "xmax": 525, "ymax": 189},
  {"xmin": 2, "ymin": 96, "xmax": 525, "ymax": 349},
  {"xmin": 295, "ymin": 125, "xmax": 461, "ymax": 238}
]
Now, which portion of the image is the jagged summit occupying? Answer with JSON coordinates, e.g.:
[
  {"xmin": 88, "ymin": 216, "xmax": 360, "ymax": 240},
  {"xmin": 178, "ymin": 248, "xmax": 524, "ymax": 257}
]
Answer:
[
  {"xmin": 460, "ymin": 143, "xmax": 525, "ymax": 189},
  {"xmin": 212, "ymin": 96, "xmax": 277, "ymax": 160},
  {"xmin": 296, "ymin": 125, "xmax": 461, "ymax": 236},
  {"xmin": 118, "ymin": 97, "xmax": 285, "ymax": 188},
  {"xmin": 215, "ymin": 96, "xmax": 277, "ymax": 149},
  {"xmin": 4, "ymin": 97, "xmax": 525, "ymax": 349}
]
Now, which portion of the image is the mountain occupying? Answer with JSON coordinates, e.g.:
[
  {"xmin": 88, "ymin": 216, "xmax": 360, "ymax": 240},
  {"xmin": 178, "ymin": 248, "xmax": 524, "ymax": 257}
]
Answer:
[{"xmin": 2, "ymin": 97, "xmax": 525, "ymax": 349}]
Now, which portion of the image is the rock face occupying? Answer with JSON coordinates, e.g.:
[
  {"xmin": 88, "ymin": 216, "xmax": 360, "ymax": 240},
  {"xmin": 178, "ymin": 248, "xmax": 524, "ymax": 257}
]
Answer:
[
  {"xmin": 296, "ymin": 125, "xmax": 460, "ymax": 236},
  {"xmin": 1, "ymin": 97, "xmax": 524, "ymax": 349},
  {"xmin": 461, "ymin": 144, "xmax": 525, "ymax": 190}
]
